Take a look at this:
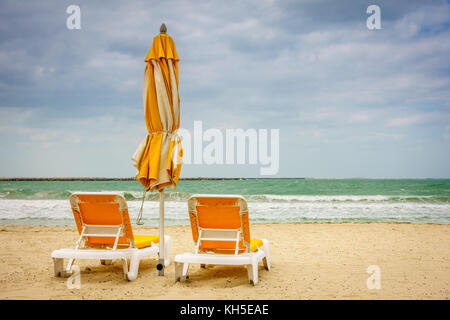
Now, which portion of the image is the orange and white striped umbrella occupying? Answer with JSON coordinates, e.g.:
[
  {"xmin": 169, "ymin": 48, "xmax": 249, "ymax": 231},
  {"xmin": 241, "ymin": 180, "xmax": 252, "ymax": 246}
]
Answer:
[{"xmin": 132, "ymin": 28, "xmax": 183, "ymax": 192}]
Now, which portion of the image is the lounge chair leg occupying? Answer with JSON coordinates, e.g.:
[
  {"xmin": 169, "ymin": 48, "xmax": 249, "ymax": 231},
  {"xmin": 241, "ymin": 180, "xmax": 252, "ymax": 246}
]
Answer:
[
  {"xmin": 126, "ymin": 251, "xmax": 140, "ymax": 281},
  {"xmin": 182, "ymin": 262, "xmax": 189, "ymax": 279},
  {"xmin": 53, "ymin": 258, "xmax": 64, "ymax": 277},
  {"xmin": 175, "ymin": 262, "xmax": 189, "ymax": 282},
  {"xmin": 175, "ymin": 262, "xmax": 182, "ymax": 282},
  {"xmin": 101, "ymin": 259, "xmax": 113, "ymax": 265},
  {"xmin": 262, "ymin": 239, "xmax": 271, "ymax": 270},
  {"xmin": 262, "ymin": 257, "xmax": 270, "ymax": 271},
  {"xmin": 252, "ymin": 261, "xmax": 259, "ymax": 285},
  {"xmin": 247, "ymin": 258, "xmax": 259, "ymax": 285},
  {"xmin": 246, "ymin": 264, "xmax": 254, "ymax": 284},
  {"xmin": 122, "ymin": 258, "xmax": 129, "ymax": 280}
]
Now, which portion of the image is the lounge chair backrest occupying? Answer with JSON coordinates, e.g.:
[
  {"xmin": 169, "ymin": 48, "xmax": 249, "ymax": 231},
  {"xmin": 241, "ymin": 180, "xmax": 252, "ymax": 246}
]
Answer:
[
  {"xmin": 69, "ymin": 193, "xmax": 135, "ymax": 248},
  {"xmin": 187, "ymin": 194, "xmax": 251, "ymax": 253}
]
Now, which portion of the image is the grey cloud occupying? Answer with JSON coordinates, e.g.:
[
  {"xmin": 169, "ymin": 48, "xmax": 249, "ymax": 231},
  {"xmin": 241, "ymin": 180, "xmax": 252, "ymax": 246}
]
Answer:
[{"xmin": 0, "ymin": 0, "xmax": 449, "ymax": 177}]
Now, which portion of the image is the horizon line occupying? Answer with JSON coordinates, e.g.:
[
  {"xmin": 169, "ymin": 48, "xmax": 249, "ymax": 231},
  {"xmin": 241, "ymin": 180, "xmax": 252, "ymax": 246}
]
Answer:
[{"xmin": 0, "ymin": 177, "xmax": 449, "ymax": 181}]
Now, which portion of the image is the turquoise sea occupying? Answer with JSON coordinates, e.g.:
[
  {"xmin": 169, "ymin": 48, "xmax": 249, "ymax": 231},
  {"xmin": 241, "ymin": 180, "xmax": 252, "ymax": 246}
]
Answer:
[{"xmin": 0, "ymin": 179, "xmax": 449, "ymax": 225}]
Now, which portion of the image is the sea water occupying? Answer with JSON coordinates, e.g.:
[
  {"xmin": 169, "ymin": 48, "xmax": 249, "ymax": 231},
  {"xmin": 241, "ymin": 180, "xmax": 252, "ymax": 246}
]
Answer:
[{"xmin": 0, "ymin": 179, "xmax": 449, "ymax": 225}]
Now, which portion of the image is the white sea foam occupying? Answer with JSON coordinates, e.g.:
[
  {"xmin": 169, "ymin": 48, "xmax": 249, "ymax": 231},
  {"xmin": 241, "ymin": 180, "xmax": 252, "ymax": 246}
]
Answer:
[{"xmin": 0, "ymin": 196, "xmax": 449, "ymax": 225}]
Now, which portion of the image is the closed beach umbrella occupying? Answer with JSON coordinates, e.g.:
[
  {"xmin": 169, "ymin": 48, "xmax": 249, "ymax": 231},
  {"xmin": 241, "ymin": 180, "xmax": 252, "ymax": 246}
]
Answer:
[{"xmin": 132, "ymin": 24, "xmax": 183, "ymax": 275}]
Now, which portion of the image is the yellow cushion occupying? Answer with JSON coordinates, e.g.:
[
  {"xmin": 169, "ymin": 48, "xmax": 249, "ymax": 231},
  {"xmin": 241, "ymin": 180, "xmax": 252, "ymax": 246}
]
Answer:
[
  {"xmin": 250, "ymin": 239, "xmax": 263, "ymax": 252},
  {"xmin": 133, "ymin": 235, "xmax": 159, "ymax": 249}
]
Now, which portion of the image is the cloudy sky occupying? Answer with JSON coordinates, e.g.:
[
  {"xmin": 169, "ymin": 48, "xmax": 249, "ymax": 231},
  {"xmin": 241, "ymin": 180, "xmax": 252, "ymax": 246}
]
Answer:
[{"xmin": 0, "ymin": 0, "xmax": 449, "ymax": 178}]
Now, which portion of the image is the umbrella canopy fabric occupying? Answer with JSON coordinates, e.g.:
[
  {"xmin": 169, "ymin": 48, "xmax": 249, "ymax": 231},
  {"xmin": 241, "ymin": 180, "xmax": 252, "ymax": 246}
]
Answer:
[{"xmin": 132, "ymin": 33, "xmax": 183, "ymax": 192}]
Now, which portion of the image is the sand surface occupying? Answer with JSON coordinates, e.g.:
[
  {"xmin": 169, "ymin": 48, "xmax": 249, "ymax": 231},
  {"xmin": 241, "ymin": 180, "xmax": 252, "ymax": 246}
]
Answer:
[{"xmin": 0, "ymin": 223, "xmax": 449, "ymax": 300}]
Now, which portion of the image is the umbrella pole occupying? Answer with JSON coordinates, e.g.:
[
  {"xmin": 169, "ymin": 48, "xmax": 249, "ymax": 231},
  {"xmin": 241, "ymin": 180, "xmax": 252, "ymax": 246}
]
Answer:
[{"xmin": 158, "ymin": 189, "xmax": 165, "ymax": 276}]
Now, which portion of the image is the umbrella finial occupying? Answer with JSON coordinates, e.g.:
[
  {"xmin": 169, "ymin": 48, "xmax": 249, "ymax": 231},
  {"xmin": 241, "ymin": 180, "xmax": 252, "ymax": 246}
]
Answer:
[{"xmin": 160, "ymin": 23, "xmax": 167, "ymax": 34}]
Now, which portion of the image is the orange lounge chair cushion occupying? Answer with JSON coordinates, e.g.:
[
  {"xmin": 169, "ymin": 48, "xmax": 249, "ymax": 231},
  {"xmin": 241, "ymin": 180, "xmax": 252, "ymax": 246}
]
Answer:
[
  {"xmin": 200, "ymin": 238, "xmax": 263, "ymax": 252},
  {"xmin": 133, "ymin": 235, "xmax": 160, "ymax": 249},
  {"xmin": 80, "ymin": 234, "xmax": 159, "ymax": 249},
  {"xmin": 189, "ymin": 196, "xmax": 261, "ymax": 252}
]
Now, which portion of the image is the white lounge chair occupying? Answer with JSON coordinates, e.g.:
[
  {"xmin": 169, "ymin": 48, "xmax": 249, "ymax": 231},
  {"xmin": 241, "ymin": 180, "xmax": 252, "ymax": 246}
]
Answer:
[
  {"xmin": 51, "ymin": 192, "xmax": 171, "ymax": 281},
  {"xmin": 174, "ymin": 194, "xmax": 270, "ymax": 285}
]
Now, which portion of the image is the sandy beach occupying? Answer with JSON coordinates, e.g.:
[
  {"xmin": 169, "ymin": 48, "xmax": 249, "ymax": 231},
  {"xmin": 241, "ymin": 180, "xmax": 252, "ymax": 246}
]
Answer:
[{"xmin": 0, "ymin": 222, "xmax": 449, "ymax": 300}]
